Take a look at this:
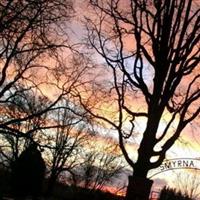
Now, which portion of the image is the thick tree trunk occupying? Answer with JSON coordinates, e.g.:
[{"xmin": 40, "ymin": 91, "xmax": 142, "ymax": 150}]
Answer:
[
  {"xmin": 124, "ymin": 118, "xmax": 157, "ymax": 200},
  {"xmin": 125, "ymin": 148, "xmax": 153, "ymax": 200},
  {"xmin": 125, "ymin": 176, "xmax": 153, "ymax": 200}
]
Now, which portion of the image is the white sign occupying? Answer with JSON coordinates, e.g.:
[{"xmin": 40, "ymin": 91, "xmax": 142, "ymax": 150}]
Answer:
[{"xmin": 149, "ymin": 158, "xmax": 200, "ymax": 178}]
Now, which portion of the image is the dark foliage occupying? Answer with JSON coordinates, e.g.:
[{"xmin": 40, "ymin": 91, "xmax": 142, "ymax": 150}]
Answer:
[
  {"xmin": 10, "ymin": 142, "xmax": 46, "ymax": 200},
  {"xmin": 159, "ymin": 186, "xmax": 193, "ymax": 200},
  {"xmin": 0, "ymin": 166, "xmax": 123, "ymax": 200}
]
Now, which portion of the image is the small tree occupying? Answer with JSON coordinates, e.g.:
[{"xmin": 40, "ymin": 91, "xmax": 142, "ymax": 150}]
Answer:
[
  {"xmin": 82, "ymin": 0, "xmax": 200, "ymax": 199},
  {"xmin": 76, "ymin": 137, "xmax": 124, "ymax": 192},
  {"xmin": 43, "ymin": 98, "xmax": 89, "ymax": 196}
]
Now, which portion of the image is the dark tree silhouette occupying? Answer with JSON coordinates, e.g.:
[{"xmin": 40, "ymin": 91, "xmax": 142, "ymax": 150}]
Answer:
[
  {"xmin": 11, "ymin": 142, "xmax": 46, "ymax": 200},
  {"xmin": 76, "ymin": 138, "xmax": 124, "ymax": 191},
  {"xmin": 82, "ymin": 0, "xmax": 200, "ymax": 199},
  {"xmin": 0, "ymin": 0, "xmax": 88, "ymax": 188},
  {"xmin": 44, "ymin": 98, "xmax": 89, "ymax": 197}
]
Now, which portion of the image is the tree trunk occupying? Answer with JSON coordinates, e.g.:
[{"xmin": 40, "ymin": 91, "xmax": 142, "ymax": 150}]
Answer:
[
  {"xmin": 45, "ymin": 173, "xmax": 57, "ymax": 197},
  {"xmin": 125, "ymin": 176, "xmax": 153, "ymax": 200},
  {"xmin": 125, "ymin": 155, "xmax": 153, "ymax": 200}
]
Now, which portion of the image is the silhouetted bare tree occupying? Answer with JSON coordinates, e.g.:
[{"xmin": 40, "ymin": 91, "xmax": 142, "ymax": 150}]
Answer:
[
  {"xmin": 82, "ymin": 0, "xmax": 200, "ymax": 199},
  {"xmin": 43, "ymin": 98, "xmax": 89, "ymax": 196},
  {"xmin": 76, "ymin": 137, "xmax": 124, "ymax": 192},
  {"xmin": 0, "ymin": 0, "xmax": 75, "ymax": 142}
]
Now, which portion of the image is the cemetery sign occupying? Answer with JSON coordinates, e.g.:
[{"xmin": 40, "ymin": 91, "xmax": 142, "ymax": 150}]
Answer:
[{"xmin": 149, "ymin": 158, "xmax": 200, "ymax": 178}]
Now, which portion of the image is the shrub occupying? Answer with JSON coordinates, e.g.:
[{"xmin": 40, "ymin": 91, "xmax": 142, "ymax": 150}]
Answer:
[{"xmin": 159, "ymin": 186, "xmax": 192, "ymax": 200}]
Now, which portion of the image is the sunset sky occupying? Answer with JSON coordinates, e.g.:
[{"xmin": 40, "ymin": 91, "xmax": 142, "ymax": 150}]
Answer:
[{"xmin": 0, "ymin": 0, "xmax": 199, "ymax": 198}]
